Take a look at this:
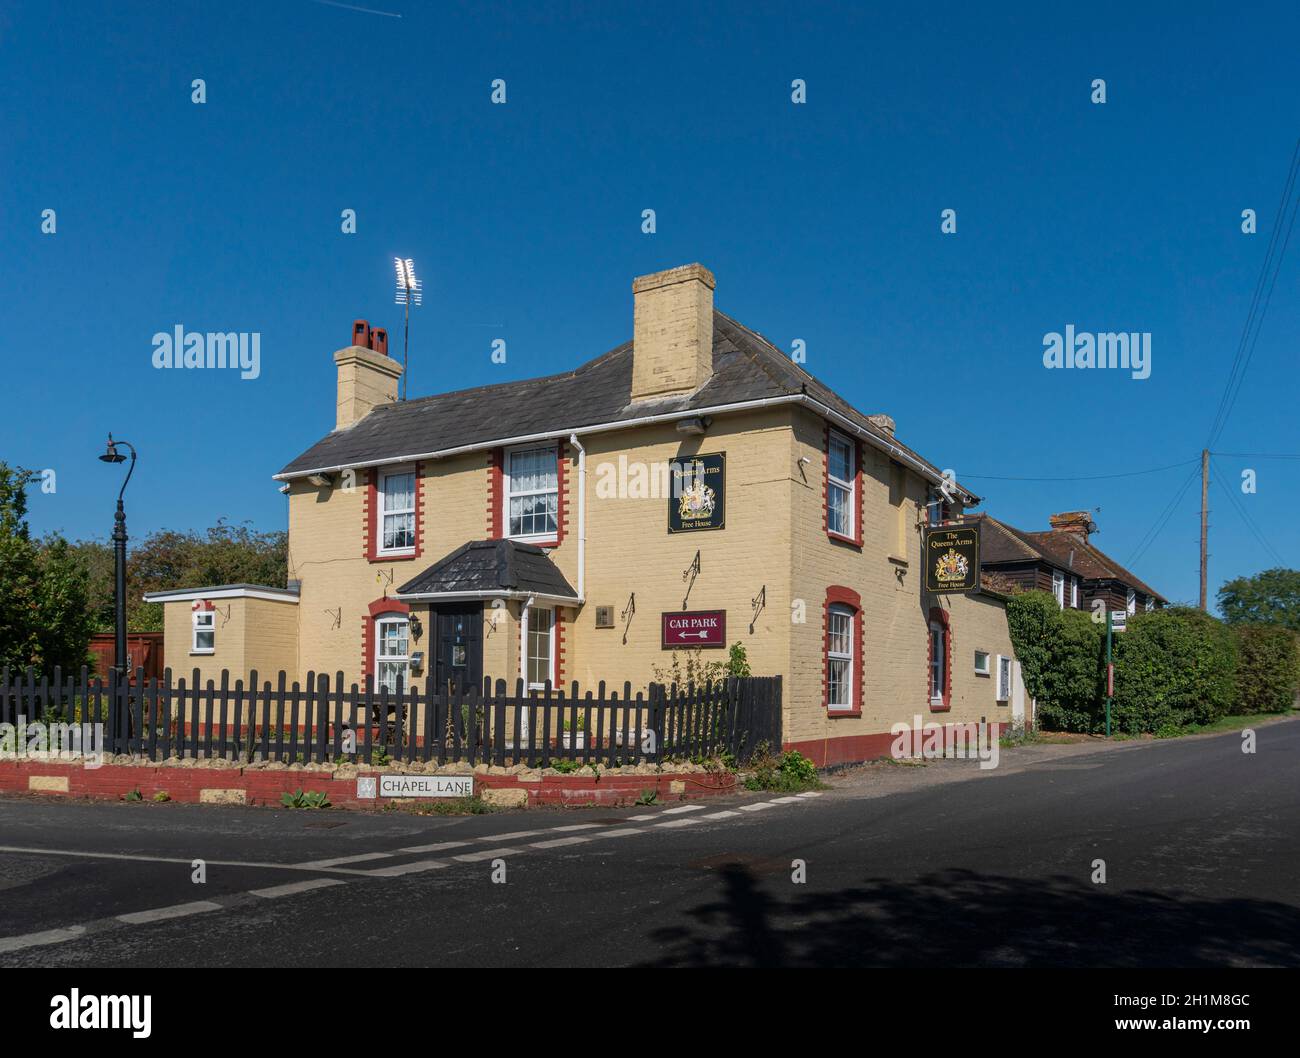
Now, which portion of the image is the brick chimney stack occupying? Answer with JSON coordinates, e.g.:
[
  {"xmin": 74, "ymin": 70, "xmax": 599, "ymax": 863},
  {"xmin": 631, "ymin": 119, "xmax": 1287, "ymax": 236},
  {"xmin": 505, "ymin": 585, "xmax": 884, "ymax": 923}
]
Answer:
[
  {"xmin": 631, "ymin": 263, "xmax": 716, "ymax": 402},
  {"xmin": 334, "ymin": 318, "xmax": 402, "ymax": 430},
  {"xmin": 1049, "ymin": 511, "xmax": 1095, "ymax": 544}
]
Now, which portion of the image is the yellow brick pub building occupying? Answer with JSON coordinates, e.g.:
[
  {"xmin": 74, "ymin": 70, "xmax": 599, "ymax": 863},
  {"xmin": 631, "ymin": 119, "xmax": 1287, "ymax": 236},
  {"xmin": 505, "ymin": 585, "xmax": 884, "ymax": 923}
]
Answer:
[{"xmin": 145, "ymin": 263, "xmax": 1022, "ymax": 766}]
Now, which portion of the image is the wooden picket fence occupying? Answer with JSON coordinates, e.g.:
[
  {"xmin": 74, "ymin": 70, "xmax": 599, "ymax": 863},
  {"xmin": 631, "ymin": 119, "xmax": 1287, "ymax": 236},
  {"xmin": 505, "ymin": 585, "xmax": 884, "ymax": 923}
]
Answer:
[{"xmin": 0, "ymin": 666, "xmax": 782, "ymax": 768}]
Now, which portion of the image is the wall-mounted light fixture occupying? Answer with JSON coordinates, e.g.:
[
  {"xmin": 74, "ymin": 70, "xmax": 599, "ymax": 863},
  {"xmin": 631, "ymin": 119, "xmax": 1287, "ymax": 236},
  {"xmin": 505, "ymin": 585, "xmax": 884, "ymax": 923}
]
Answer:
[{"xmin": 307, "ymin": 473, "xmax": 333, "ymax": 488}]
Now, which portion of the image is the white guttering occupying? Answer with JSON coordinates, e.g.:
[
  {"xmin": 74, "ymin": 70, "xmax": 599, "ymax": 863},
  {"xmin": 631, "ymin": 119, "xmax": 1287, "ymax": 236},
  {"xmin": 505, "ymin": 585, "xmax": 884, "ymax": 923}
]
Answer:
[
  {"xmin": 568, "ymin": 432, "xmax": 586, "ymax": 602},
  {"xmin": 142, "ymin": 587, "xmax": 299, "ymax": 604},
  {"xmin": 274, "ymin": 393, "xmax": 978, "ymax": 504},
  {"xmin": 393, "ymin": 589, "xmax": 578, "ymax": 606}
]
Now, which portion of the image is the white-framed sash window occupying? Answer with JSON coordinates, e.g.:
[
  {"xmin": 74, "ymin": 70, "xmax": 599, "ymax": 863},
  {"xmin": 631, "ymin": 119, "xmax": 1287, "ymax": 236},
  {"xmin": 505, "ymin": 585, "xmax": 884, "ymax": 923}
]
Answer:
[
  {"xmin": 826, "ymin": 604, "xmax": 854, "ymax": 710},
  {"xmin": 996, "ymin": 654, "xmax": 1012, "ymax": 702},
  {"xmin": 1052, "ymin": 571, "xmax": 1065, "ymax": 609},
  {"xmin": 827, "ymin": 431, "xmax": 855, "ymax": 538},
  {"xmin": 378, "ymin": 469, "xmax": 416, "ymax": 554},
  {"xmin": 506, "ymin": 445, "xmax": 559, "ymax": 540},
  {"xmin": 930, "ymin": 622, "xmax": 946, "ymax": 702}
]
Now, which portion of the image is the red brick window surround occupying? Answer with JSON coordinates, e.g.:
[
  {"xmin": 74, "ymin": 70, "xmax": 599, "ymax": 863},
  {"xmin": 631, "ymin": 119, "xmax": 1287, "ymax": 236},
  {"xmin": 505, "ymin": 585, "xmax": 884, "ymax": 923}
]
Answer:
[
  {"xmin": 366, "ymin": 464, "xmax": 424, "ymax": 563},
  {"xmin": 824, "ymin": 425, "xmax": 863, "ymax": 547},
  {"xmin": 824, "ymin": 586, "xmax": 864, "ymax": 716},
  {"xmin": 927, "ymin": 606, "xmax": 952, "ymax": 711}
]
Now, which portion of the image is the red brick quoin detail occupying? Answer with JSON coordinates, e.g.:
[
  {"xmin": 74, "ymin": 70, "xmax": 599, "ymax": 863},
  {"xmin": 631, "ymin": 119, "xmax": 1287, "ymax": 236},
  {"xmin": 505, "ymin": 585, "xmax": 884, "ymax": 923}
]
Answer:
[
  {"xmin": 927, "ymin": 605, "xmax": 952, "ymax": 711},
  {"xmin": 823, "ymin": 585, "xmax": 864, "ymax": 716},
  {"xmin": 367, "ymin": 465, "xmax": 423, "ymax": 563},
  {"xmin": 554, "ymin": 608, "xmax": 566, "ymax": 685},
  {"xmin": 486, "ymin": 448, "xmax": 504, "ymax": 539},
  {"xmin": 822, "ymin": 423, "xmax": 863, "ymax": 548},
  {"xmin": 362, "ymin": 597, "xmax": 410, "ymax": 680}
]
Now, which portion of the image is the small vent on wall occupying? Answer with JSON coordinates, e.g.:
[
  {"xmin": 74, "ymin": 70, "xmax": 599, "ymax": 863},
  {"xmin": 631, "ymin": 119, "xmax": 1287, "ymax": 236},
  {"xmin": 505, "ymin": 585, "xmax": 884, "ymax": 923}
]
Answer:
[{"xmin": 594, "ymin": 606, "xmax": 614, "ymax": 629}]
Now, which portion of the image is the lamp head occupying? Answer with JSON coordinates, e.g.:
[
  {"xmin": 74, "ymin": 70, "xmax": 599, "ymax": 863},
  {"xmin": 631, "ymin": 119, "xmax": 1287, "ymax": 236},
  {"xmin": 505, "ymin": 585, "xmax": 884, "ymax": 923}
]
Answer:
[{"xmin": 99, "ymin": 435, "xmax": 126, "ymax": 464}]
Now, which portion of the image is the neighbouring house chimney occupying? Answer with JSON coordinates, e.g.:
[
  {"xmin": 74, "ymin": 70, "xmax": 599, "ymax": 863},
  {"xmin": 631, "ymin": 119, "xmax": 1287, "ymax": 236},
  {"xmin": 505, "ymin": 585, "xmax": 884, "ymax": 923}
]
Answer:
[
  {"xmin": 631, "ymin": 263, "xmax": 716, "ymax": 402},
  {"xmin": 370, "ymin": 327, "xmax": 388, "ymax": 356},
  {"xmin": 867, "ymin": 413, "xmax": 896, "ymax": 436},
  {"xmin": 335, "ymin": 319, "xmax": 402, "ymax": 430},
  {"xmin": 1049, "ymin": 510, "xmax": 1095, "ymax": 544}
]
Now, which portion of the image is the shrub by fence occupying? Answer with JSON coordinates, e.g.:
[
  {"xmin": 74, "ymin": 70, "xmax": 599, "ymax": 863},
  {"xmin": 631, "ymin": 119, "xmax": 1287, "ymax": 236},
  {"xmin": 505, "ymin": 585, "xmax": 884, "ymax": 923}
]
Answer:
[{"xmin": 0, "ymin": 666, "xmax": 782, "ymax": 769}]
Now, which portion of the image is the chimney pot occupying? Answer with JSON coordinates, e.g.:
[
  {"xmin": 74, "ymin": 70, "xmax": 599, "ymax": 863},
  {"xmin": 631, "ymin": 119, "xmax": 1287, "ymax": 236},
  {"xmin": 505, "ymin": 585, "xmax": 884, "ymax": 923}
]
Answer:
[
  {"xmin": 1049, "ymin": 510, "xmax": 1094, "ymax": 543},
  {"xmin": 352, "ymin": 319, "xmax": 371, "ymax": 349},
  {"xmin": 370, "ymin": 327, "xmax": 388, "ymax": 356},
  {"xmin": 867, "ymin": 413, "xmax": 896, "ymax": 436}
]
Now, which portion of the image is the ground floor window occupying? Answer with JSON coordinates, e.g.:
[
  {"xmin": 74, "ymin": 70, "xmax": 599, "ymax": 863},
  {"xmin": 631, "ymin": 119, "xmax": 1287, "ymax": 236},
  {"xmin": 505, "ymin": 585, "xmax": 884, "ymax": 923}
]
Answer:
[
  {"xmin": 525, "ymin": 607, "xmax": 555, "ymax": 689},
  {"xmin": 928, "ymin": 607, "xmax": 951, "ymax": 709},
  {"xmin": 826, "ymin": 604, "xmax": 854, "ymax": 710},
  {"xmin": 192, "ymin": 610, "xmax": 215, "ymax": 654},
  {"xmin": 997, "ymin": 654, "xmax": 1012, "ymax": 702},
  {"xmin": 375, "ymin": 615, "xmax": 410, "ymax": 693}
]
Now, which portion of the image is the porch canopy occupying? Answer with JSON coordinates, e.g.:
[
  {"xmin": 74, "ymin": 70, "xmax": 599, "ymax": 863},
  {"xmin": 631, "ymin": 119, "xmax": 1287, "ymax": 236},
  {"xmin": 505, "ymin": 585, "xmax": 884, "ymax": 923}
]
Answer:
[{"xmin": 395, "ymin": 538, "xmax": 579, "ymax": 606}]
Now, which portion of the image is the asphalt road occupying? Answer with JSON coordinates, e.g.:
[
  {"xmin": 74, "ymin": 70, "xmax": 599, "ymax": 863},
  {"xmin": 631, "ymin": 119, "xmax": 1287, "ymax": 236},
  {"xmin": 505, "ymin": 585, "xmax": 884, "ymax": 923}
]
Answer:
[{"xmin": 1, "ymin": 718, "xmax": 1297, "ymax": 967}]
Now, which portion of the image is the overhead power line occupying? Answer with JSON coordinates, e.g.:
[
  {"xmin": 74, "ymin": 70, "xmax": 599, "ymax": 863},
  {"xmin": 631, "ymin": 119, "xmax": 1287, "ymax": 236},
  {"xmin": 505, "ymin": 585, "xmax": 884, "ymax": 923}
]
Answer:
[
  {"xmin": 1205, "ymin": 138, "xmax": 1300, "ymax": 449},
  {"xmin": 1126, "ymin": 465, "xmax": 1201, "ymax": 569},
  {"xmin": 1210, "ymin": 456, "xmax": 1287, "ymax": 568}
]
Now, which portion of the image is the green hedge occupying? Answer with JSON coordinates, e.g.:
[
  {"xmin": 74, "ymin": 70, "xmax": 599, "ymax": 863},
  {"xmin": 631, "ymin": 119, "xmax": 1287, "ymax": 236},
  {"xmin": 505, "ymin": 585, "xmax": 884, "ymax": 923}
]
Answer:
[
  {"xmin": 1005, "ymin": 593, "xmax": 1258, "ymax": 735},
  {"xmin": 1111, "ymin": 607, "xmax": 1236, "ymax": 735},
  {"xmin": 1230, "ymin": 624, "xmax": 1300, "ymax": 715}
]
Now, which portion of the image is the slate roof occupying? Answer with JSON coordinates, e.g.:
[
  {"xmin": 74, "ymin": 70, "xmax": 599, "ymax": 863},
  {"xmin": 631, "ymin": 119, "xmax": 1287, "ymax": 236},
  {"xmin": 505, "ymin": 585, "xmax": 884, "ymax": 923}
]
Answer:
[
  {"xmin": 277, "ymin": 310, "xmax": 969, "ymax": 498},
  {"xmin": 395, "ymin": 539, "xmax": 579, "ymax": 601},
  {"xmin": 973, "ymin": 513, "xmax": 1166, "ymax": 602}
]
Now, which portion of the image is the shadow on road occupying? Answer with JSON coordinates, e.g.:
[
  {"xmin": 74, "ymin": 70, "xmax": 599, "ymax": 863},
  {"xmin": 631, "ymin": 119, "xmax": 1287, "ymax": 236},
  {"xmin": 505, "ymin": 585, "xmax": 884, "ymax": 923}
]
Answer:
[{"xmin": 637, "ymin": 865, "xmax": 1300, "ymax": 967}]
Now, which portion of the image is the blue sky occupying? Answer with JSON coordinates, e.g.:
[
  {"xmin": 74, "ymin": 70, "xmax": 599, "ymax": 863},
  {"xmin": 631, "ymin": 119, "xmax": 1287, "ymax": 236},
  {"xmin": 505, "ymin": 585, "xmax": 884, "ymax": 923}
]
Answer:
[{"xmin": 3, "ymin": 0, "xmax": 1297, "ymax": 609}]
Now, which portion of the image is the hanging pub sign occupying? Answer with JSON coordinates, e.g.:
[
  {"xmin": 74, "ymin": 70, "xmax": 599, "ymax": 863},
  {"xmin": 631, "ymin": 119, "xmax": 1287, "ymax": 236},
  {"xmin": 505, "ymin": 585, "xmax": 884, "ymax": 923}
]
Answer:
[
  {"xmin": 925, "ymin": 523, "xmax": 980, "ymax": 594},
  {"xmin": 662, "ymin": 610, "xmax": 727, "ymax": 649},
  {"xmin": 668, "ymin": 453, "xmax": 726, "ymax": 533}
]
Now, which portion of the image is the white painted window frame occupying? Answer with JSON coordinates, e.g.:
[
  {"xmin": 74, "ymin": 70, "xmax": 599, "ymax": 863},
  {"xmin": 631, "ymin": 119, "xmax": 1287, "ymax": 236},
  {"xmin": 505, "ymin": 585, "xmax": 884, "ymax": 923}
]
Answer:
[
  {"xmin": 1052, "ymin": 571, "xmax": 1065, "ymax": 609},
  {"xmin": 974, "ymin": 650, "xmax": 990, "ymax": 676},
  {"xmin": 826, "ymin": 430, "xmax": 856, "ymax": 539},
  {"xmin": 377, "ymin": 466, "xmax": 417, "ymax": 556},
  {"xmin": 374, "ymin": 615, "xmax": 411, "ymax": 693},
  {"xmin": 996, "ymin": 654, "xmax": 1012, "ymax": 702},
  {"xmin": 1126, "ymin": 588, "xmax": 1137, "ymax": 616},
  {"xmin": 504, "ymin": 443, "xmax": 559, "ymax": 542},
  {"xmin": 929, "ymin": 621, "xmax": 946, "ymax": 703},
  {"xmin": 192, "ymin": 611, "xmax": 215, "ymax": 654},
  {"xmin": 826, "ymin": 603, "xmax": 854, "ymax": 711},
  {"xmin": 520, "ymin": 604, "xmax": 557, "ymax": 690}
]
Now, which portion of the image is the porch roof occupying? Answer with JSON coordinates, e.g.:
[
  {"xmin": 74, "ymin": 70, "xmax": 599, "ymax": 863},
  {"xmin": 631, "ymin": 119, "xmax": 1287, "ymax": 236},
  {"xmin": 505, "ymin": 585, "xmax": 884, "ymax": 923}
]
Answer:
[{"xmin": 395, "ymin": 539, "xmax": 580, "ymax": 604}]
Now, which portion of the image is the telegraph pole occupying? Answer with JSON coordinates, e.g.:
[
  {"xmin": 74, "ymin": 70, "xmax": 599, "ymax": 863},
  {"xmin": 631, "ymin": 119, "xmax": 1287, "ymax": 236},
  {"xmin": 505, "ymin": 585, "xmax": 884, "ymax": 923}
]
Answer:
[{"xmin": 1199, "ymin": 448, "xmax": 1209, "ymax": 611}]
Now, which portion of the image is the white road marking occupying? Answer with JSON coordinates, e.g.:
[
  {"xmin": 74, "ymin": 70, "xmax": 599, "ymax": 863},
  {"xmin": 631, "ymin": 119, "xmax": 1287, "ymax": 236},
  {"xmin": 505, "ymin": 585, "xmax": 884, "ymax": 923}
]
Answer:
[
  {"xmin": 738, "ymin": 802, "xmax": 777, "ymax": 812},
  {"xmin": 528, "ymin": 836, "xmax": 591, "ymax": 849},
  {"xmin": 0, "ymin": 845, "xmax": 379, "ymax": 876},
  {"xmin": 699, "ymin": 810, "xmax": 741, "ymax": 819},
  {"xmin": 585, "ymin": 828, "xmax": 645, "ymax": 839},
  {"xmin": 796, "ymin": 791, "xmax": 823, "ymax": 798},
  {"xmin": 251, "ymin": 878, "xmax": 346, "ymax": 899},
  {"xmin": 397, "ymin": 841, "xmax": 473, "ymax": 854},
  {"xmin": 117, "ymin": 901, "xmax": 222, "ymax": 925},
  {"xmin": 365, "ymin": 858, "xmax": 450, "ymax": 877},
  {"xmin": 452, "ymin": 847, "xmax": 522, "ymax": 863},
  {"xmin": 475, "ymin": 830, "xmax": 544, "ymax": 842},
  {"xmin": 660, "ymin": 804, "xmax": 707, "ymax": 815},
  {"xmin": 550, "ymin": 823, "xmax": 604, "ymax": 832},
  {"xmin": 768, "ymin": 796, "xmax": 803, "ymax": 804},
  {"xmin": 0, "ymin": 925, "xmax": 86, "ymax": 954},
  {"xmin": 626, "ymin": 814, "xmax": 658, "ymax": 821},
  {"xmin": 655, "ymin": 818, "xmax": 703, "ymax": 828},
  {"xmin": 297, "ymin": 852, "xmax": 393, "ymax": 868}
]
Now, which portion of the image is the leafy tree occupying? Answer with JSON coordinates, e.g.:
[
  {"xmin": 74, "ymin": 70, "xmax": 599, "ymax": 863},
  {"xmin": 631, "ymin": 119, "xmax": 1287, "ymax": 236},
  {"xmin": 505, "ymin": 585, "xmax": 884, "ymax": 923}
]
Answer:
[
  {"xmin": 72, "ymin": 520, "xmax": 287, "ymax": 632},
  {"xmin": 1218, "ymin": 568, "xmax": 1300, "ymax": 630},
  {"xmin": 0, "ymin": 462, "xmax": 94, "ymax": 673}
]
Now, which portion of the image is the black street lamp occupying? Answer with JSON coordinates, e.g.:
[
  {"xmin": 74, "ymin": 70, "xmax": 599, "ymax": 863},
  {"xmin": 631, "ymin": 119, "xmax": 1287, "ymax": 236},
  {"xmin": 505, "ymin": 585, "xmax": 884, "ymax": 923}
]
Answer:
[{"xmin": 98, "ymin": 434, "xmax": 137, "ymax": 676}]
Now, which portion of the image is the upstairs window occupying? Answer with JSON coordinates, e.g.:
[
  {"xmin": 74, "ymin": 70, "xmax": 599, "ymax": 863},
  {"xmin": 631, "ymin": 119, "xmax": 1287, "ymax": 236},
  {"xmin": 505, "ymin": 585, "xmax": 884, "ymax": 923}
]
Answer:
[
  {"xmin": 1070, "ymin": 576, "xmax": 1079, "ymax": 608},
  {"xmin": 1126, "ymin": 588, "xmax": 1137, "ymax": 616},
  {"xmin": 506, "ymin": 445, "xmax": 559, "ymax": 540},
  {"xmin": 826, "ymin": 431, "xmax": 856, "ymax": 539},
  {"xmin": 192, "ymin": 611, "xmax": 215, "ymax": 654},
  {"xmin": 378, "ymin": 470, "xmax": 416, "ymax": 554},
  {"xmin": 927, "ymin": 486, "xmax": 952, "ymax": 527},
  {"xmin": 1144, "ymin": 596, "xmax": 1155, "ymax": 612},
  {"xmin": 1052, "ymin": 571, "xmax": 1065, "ymax": 609}
]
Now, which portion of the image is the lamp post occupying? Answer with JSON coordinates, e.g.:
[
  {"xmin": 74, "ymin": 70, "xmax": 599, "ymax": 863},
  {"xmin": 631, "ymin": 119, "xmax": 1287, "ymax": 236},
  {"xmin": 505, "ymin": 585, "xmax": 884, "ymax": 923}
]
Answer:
[{"xmin": 98, "ymin": 434, "xmax": 137, "ymax": 676}]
